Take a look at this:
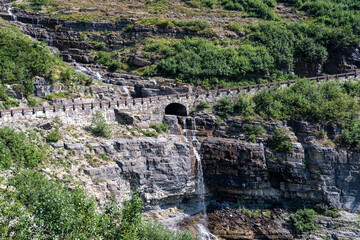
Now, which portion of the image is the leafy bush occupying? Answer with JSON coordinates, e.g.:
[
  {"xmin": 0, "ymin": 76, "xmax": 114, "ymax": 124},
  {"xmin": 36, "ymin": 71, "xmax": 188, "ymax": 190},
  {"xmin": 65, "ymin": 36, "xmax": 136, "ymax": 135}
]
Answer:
[
  {"xmin": 7, "ymin": 170, "xmax": 99, "ymax": 239},
  {"xmin": 141, "ymin": 221, "xmax": 196, "ymax": 240},
  {"xmin": 227, "ymin": 23, "xmax": 244, "ymax": 32},
  {"xmin": 46, "ymin": 125, "xmax": 62, "ymax": 142},
  {"xmin": 244, "ymin": 22, "xmax": 345, "ymax": 71},
  {"xmin": 0, "ymin": 84, "xmax": 20, "ymax": 109},
  {"xmin": 195, "ymin": 100, "xmax": 212, "ymax": 111},
  {"xmin": 339, "ymin": 119, "xmax": 360, "ymax": 151},
  {"xmin": 219, "ymin": 0, "xmax": 276, "ymax": 20},
  {"xmin": 268, "ymin": 127, "xmax": 294, "ymax": 152},
  {"xmin": 1, "ymin": 171, "xmax": 197, "ymax": 239},
  {"xmin": 242, "ymin": 124, "xmax": 265, "ymax": 137},
  {"xmin": 95, "ymin": 51, "xmax": 124, "ymax": 72},
  {"xmin": 280, "ymin": 0, "xmax": 360, "ymax": 36},
  {"xmin": 30, "ymin": 0, "xmax": 50, "ymax": 10},
  {"xmin": 0, "ymin": 127, "xmax": 45, "ymax": 169},
  {"xmin": 233, "ymin": 94, "xmax": 254, "ymax": 116},
  {"xmin": 254, "ymin": 80, "xmax": 359, "ymax": 124},
  {"xmin": 150, "ymin": 123, "xmax": 168, "ymax": 133},
  {"xmin": 215, "ymin": 97, "xmax": 234, "ymax": 119},
  {"xmin": 313, "ymin": 203, "xmax": 328, "ymax": 215},
  {"xmin": 290, "ymin": 208, "xmax": 316, "ymax": 233},
  {"xmin": 90, "ymin": 111, "xmax": 111, "ymax": 138},
  {"xmin": 144, "ymin": 37, "xmax": 273, "ymax": 87},
  {"xmin": 184, "ymin": 0, "xmax": 215, "ymax": 8},
  {"xmin": 142, "ymin": 130, "xmax": 159, "ymax": 137}
]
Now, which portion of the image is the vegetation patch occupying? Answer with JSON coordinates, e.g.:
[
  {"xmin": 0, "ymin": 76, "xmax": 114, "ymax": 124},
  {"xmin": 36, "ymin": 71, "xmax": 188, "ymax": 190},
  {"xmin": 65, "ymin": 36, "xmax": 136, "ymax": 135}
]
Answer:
[
  {"xmin": 0, "ymin": 127, "xmax": 46, "ymax": 169},
  {"xmin": 90, "ymin": 111, "xmax": 112, "ymax": 138},
  {"xmin": 150, "ymin": 123, "xmax": 169, "ymax": 133},
  {"xmin": 290, "ymin": 208, "xmax": 316, "ymax": 233},
  {"xmin": 0, "ymin": 18, "xmax": 91, "ymax": 109},
  {"xmin": 46, "ymin": 125, "xmax": 62, "ymax": 142},
  {"xmin": 268, "ymin": 127, "xmax": 294, "ymax": 152},
  {"xmin": 219, "ymin": 0, "xmax": 276, "ymax": 20},
  {"xmin": 0, "ymin": 171, "xmax": 196, "ymax": 239}
]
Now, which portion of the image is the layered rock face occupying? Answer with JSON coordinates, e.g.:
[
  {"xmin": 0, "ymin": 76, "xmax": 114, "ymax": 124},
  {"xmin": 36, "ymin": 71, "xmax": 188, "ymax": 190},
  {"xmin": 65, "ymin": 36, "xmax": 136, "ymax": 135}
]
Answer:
[
  {"xmin": 198, "ymin": 118, "xmax": 360, "ymax": 212},
  {"xmin": 80, "ymin": 136, "xmax": 198, "ymax": 209}
]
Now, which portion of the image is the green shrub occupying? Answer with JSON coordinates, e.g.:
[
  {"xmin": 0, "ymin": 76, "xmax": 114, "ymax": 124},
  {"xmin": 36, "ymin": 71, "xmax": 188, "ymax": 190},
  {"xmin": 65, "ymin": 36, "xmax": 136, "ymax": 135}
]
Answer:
[
  {"xmin": 227, "ymin": 23, "xmax": 244, "ymax": 32},
  {"xmin": 44, "ymin": 91, "xmax": 71, "ymax": 100},
  {"xmin": 219, "ymin": 0, "xmax": 276, "ymax": 20},
  {"xmin": 234, "ymin": 94, "xmax": 254, "ymax": 116},
  {"xmin": 144, "ymin": 37, "xmax": 273, "ymax": 86},
  {"xmin": 95, "ymin": 51, "xmax": 123, "ymax": 72},
  {"xmin": 141, "ymin": 221, "xmax": 198, "ymax": 240},
  {"xmin": 90, "ymin": 111, "xmax": 111, "ymax": 138},
  {"xmin": 7, "ymin": 170, "xmax": 99, "ymax": 238},
  {"xmin": 30, "ymin": 0, "xmax": 50, "ymax": 10},
  {"xmin": 215, "ymin": 97, "xmax": 234, "ymax": 119},
  {"xmin": 0, "ymin": 127, "xmax": 45, "ymax": 169},
  {"xmin": 254, "ymin": 80, "xmax": 359, "ymax": 124},
  {"xmin": 339, "ymin": 119, "xmax": 360, "ymax": 151},
  {"xmin": 142, "ymin": 130, "xmax": 159, "ymax": 137},
  {"xmin": 248, "ymin": 134, "xmax": 256, "ymax": 142},
  {"xmin": 195, "ymin": 100, "xmax": 212, "ymax": 111},
  {"xmin": 150, "ymin": 123, "xmax": 169, "ymax": 133},
  {"xmin": 242, "ymin": 124, "xmax": 265, "ymax": 137},
  {"xmin": 173, "ymin": 19, "xmax": 211, "ymax": 32},
  {"xmin": 46, "ymin": 126, "xmax": 62, "ymax": 142},
  {"xmin": 290, "ymin": 208, "xmax": 316, "ymax": 233},
  {"xmin": 268, "ymin": 127, "xmax": 294, "ymax": 152},
  {"xmin": 1, "ymin": 170, "xmax": 198, "ymax": 239},
  {"xmin": 313, "ymin": 203, "xmax": 328, "ymax": 215}
]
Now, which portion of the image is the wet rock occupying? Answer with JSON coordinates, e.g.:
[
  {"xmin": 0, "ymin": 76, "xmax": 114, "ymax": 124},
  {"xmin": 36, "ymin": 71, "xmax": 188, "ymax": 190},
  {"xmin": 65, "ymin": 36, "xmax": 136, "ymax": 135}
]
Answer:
[{"xmin": 164, "ymin": 115, "xmax": 182, "ymax": 135}]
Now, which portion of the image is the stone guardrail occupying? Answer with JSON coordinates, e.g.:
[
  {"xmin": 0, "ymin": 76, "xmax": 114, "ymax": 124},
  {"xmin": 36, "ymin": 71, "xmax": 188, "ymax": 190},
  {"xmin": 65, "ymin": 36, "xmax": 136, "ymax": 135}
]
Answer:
[{"xmin": 1, "ymin": 71, "xmax": 359, "ymax": 118}]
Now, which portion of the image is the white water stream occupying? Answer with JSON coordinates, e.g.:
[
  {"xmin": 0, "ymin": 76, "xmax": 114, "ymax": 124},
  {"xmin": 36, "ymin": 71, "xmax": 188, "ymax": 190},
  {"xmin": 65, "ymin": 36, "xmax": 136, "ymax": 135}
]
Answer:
[{"xmin": 183, "ymin": 117, "xmax": 219, "ymax": 240}]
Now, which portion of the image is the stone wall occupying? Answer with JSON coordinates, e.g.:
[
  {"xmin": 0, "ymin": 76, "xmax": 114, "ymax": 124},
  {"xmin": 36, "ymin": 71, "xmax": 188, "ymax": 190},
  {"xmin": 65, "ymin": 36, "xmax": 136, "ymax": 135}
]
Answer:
[{"xmin": 1, "ymin": 73, "xmax": 359, "ymax": 127}]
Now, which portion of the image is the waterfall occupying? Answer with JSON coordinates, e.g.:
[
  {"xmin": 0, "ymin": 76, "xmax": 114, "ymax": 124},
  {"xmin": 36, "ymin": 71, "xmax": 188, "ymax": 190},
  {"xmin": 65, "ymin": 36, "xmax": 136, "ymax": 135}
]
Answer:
[
  {"xmin": 7, "ymin": 7, "xmax": 17, "ymax": 21},
  {"xmin": 197, "ymin": 224, "xmax": 219, "ymax": 240},
  {"xmin": 183, "ymin": 117, "xmax": 206, "ymax": 213},
  {"xmin": 122, "ymin": 86, "xmax": 131, "ymax": 99},
  {"xmin": 182, "ymin": 117, "xmax": 219, "ymax": 240},
  {"xmin": 7, "ymin": 7, "xmax": 27, "ymax": 32}
]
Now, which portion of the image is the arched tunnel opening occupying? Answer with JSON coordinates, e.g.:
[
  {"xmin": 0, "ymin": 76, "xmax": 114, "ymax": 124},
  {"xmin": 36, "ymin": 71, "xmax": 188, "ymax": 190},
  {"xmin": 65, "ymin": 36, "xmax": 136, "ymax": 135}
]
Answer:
[{"xmin": 165, "ymin": 103, "xmax": 187, "ymax": 116}]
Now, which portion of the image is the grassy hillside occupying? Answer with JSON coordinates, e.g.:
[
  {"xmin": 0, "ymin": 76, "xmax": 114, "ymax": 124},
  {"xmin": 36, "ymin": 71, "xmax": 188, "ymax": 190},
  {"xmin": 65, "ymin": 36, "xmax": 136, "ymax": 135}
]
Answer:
[
  {"xmin": 8, "ymin": 0, "xmax": 360, "ymax": 89},
  {"xmin": 0, "ymin": 18, "xmax": 91, "ymax": 109}
]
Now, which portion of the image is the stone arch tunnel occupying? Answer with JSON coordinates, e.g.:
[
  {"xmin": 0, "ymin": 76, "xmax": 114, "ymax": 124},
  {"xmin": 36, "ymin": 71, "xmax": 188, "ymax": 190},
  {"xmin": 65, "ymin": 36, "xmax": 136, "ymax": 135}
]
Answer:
[{"xmin": 165, "ymin": 103, "xmax": 187, "ymax": 116}]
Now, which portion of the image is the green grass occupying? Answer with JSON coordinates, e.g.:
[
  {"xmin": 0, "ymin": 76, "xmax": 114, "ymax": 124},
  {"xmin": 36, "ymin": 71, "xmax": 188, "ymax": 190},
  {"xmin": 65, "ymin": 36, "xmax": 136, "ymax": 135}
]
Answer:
[{"xmin": 0, "ymin": 18, "xmax": 91, "ymax": 108}]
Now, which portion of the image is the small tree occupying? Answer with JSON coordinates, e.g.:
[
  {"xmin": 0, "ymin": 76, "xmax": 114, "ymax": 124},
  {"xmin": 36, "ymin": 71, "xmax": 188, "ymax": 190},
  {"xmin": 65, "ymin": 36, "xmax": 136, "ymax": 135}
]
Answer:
[
  {"xmin": 290, "ymin": 208, "xmax": 316, "ymax": 233},
  {"xmin": 90, "ymin": 111, "xmax": 111, "ymax": 138}
]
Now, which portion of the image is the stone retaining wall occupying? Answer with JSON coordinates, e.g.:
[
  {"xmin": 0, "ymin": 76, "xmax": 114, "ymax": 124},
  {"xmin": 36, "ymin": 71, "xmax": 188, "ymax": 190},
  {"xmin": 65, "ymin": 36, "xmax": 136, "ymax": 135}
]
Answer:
[{"xmin": 0, "ymin": 71, "xmax": 359, "ymax": 127}]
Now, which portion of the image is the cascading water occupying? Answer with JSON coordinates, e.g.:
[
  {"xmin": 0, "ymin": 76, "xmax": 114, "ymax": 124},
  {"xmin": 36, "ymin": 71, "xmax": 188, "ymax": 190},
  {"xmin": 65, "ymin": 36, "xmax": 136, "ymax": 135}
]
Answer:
[
  {"xmin": 7, "ymin": 7, "xmax": 17, "ymax": 21},
  {"xmin": 7, "ymin": 6, "xmax": 27, "ymax": 32},
  {"xmin": 182, "ymin": 117, "xmax": 218, "ymax": 240},
  {"xmin": 72, "ymin": 61, "xmax": 132, "ymax": 98}
]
